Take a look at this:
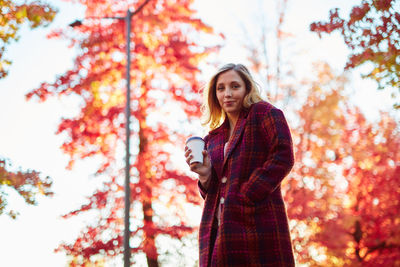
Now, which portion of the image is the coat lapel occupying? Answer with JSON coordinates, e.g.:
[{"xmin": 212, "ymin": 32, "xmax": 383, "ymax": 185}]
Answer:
[
  {"xmin": 207, "ymin": 108, "xmax": 250, "ymax": 178},
  {"xmin": 222, "ymin": 108, "xmax": 249, "ymax": 168},
  {"xmin": 207, "ymin": 120, "xmax": 228, "ymax": 178}
]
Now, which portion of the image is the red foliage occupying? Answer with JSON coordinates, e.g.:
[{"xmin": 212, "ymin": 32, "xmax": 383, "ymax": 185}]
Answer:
[
  {"xmin": 247, "ymin": 0, "xmax": 400, "ymax": 263},
  {"xmin": 283, "ymin": 63, "xmax": 400, "ymax": 266},
  {"xmin": 27, "ymin": 0, "xmax": 220, "ymax": 265}
]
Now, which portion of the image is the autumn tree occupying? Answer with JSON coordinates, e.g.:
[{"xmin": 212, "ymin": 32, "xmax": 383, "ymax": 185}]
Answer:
[
  {"xmin": 331, "ymin": 108, "xmax": 400, "ymax": 265},
  {"xmin": 310, "ymin": 0, "xmax": 400, "ymax": 108},
  {"xmin": 242, "ymin": 1, "xmax": 400, "ymax": 263},
  {"xmin": 287, "ymin": 64, "xmax": 400, "ymax": 265},
  {"xmin": 0, "ymin": 157, "xmax": 53, "ymax": 219},
  {"xmin": 281, "ymin": 63, "xmax": 352, "ymax": 265},
  {"xmin": 0, "ymin": 0, "xmax": 56, "ymax": 78},
  {"xmin": 26, "ymin": 0, "xmax": 219, "ymax": 266}
]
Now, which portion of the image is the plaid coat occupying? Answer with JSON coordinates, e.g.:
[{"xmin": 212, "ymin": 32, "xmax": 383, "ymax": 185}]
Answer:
[{"xmin": 198, "ymin": 101, "xmax": 295, "ymax": 267}]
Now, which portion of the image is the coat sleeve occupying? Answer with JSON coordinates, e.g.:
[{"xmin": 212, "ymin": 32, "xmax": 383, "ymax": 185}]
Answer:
[
  {"xmin": 197, "ymin": 166, "xmax": 218, "ymax": 199},
  {"xmin": 198, "ymin": 179, "xmax": 208, "ymax": 199},
  {"xmin": 197, "ymin": 134, "xmax": 211, "ymax": 199},
  {"xmin": 240, "ymin": 108, "xmax": 294, "ymax": 203}
]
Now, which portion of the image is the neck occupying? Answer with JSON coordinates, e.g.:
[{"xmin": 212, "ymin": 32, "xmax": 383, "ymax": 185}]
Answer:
[{"xmin": 227, "ymin": 113, "xmax": 239, "ymax": 134}]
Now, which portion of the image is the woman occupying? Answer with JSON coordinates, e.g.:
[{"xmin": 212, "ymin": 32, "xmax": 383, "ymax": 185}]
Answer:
[{"xmin": 185, "ymin": 63, "xmax": 295, "ymax": 266}]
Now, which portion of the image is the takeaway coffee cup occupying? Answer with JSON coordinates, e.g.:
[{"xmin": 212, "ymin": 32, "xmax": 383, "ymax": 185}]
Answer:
[{"xmin": 186, "ymin": 136, "xmax": 205, "ymax": 164}]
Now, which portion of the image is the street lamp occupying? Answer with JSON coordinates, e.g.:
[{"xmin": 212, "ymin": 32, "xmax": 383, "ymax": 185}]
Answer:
[{"xmin": 69, "ymin": 1, "xmax": 150, "ymax": 266}]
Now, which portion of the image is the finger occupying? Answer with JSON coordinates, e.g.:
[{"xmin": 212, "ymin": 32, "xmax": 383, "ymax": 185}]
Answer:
[
  {"xmin": 202, "ymin": 150, "xmax": 209, "ymax": 161},
  {"xmin": 190, "ymin": 162, "xmax": 199, "ymax": 172},
  {"xmin": 186, "ymin": 154, "xmax": 193, "ymax": 165}
]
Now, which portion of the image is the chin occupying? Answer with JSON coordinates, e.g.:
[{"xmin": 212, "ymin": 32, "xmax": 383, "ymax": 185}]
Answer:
[{"xmin": 225, "ymin": 109, "xmax": 240, "ymax": 115}]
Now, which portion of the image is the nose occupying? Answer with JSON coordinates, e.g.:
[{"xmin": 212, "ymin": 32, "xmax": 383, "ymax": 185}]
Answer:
[{"xmin": 225, "ymin": 88, "xmax": 232, "ymax": 97}]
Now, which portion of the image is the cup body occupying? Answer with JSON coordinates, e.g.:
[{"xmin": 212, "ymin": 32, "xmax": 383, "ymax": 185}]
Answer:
[{"xmin": 186, "ymin": 136, "xmax": 205, "ymax": 164}]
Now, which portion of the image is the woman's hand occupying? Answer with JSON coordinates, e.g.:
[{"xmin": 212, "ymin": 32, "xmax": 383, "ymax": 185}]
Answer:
[{"xmin": 185, "ymin": 147, "xmax": 212, "ymax": 189}]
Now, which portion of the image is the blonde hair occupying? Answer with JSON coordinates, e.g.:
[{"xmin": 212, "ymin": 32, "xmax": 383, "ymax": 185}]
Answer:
[{"xmin": 201, "ymin": 63, "xmax": 263, "ymax": 130}]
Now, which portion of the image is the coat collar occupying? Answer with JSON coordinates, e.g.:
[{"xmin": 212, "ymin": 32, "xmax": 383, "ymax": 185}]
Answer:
[
  {"xmin": 209, "ymin": 106, "xmax": 250, "ymax": 136},
  {"xmin": 223, "ymin": 107, "xmax": 249, "ymax": 166}
]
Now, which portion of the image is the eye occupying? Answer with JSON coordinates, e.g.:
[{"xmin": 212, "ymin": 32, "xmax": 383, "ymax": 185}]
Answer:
[
  {"xmin": 232, "ymin": 84, "xmax": 240, "ymax": 89},
  {"xmin": 217, "ymin": 86, "xmax": 224, "ymax": 91}
]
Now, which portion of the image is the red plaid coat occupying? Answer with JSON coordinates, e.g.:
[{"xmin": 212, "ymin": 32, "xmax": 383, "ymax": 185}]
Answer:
[{"xmin": 198, "ymin": 101, "xmax": 295, "ymax": 267}]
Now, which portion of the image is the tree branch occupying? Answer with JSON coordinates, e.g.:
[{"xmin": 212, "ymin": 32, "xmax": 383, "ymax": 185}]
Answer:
[{"xmin": 131, "ymin": 0, "xmax": 152, "ymax": 17}]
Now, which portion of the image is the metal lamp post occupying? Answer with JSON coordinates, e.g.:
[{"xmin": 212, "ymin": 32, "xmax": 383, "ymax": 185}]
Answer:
[
  {"xmin": 123, "ymin": 9, "xmax": 132, "ymax": 267},
  {"xmin": 69, "ymin": 4, "xmax": 148, "ymax": 265}
]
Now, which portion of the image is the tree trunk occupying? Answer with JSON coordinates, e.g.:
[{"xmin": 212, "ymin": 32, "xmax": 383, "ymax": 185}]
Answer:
[
  {"xmin": 143, "ymin": 199, "xmax": 158, "ymax": 267},
  {"xmin": 139, "ymin": 117, "xmax": 159, "ymax": 267}
]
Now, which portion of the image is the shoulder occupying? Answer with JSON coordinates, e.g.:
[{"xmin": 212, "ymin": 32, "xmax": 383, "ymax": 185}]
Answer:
[
  {"xmin": 248, "ymin": 100, "xmax": 281, "ymax": 117},
  {"xmin": 248, "ymin": 101, "xmax": 290, "ymax": 134},
  {"xmin": 204, "ymin": 126, "xmax": 220, "ymax": 143},
  {"xmin": 203, "ymin": 133, "xmax": 210, "ymax": 144},
  {"xmin": 206, "ymin": 117, "xmax": 228, "ymax": 137}
]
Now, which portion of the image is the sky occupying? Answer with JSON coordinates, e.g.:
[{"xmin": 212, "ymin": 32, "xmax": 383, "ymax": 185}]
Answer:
[{"xmin": 0, "ymin": 0, "xmax": 395, "ymax": 266}]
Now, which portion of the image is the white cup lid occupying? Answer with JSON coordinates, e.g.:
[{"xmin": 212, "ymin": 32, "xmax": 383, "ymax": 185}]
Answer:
[{"xmin": 186, "ymin": 136, "xmax": 204, "ymax": 144}]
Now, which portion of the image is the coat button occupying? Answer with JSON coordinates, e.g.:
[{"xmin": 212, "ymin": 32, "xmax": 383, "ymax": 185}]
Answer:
[
  {"xmin": 221, "ymin": 177, "xmax": 227, "ymax": 183},
  {"xmin": 220, "ymin": 197, "xmax": 225, "ymax": 204}
]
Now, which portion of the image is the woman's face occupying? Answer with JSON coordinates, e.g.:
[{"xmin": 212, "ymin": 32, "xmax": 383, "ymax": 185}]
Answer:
[{"xmin": 216, "ymin": 69, "xmax": 247, "ymax": 119}]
